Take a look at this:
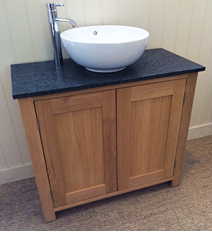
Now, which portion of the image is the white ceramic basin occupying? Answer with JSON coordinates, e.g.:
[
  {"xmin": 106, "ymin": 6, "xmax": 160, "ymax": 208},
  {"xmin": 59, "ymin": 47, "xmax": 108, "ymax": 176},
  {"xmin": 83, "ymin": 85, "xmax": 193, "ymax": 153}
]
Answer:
[{"xmin": 60, "ymin": 25, "xmax": 149, "ymax": 73}]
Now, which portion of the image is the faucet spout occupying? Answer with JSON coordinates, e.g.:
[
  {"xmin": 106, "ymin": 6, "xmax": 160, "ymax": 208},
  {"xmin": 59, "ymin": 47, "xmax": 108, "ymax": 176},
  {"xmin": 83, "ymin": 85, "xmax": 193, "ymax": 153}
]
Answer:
[
  {"xmin": 46, "ymin": 3, "xmax": 77, "ymax": 67},
  {"xmin": 55, "ymin": 18, "xmax": 78, "ymax": 28}
]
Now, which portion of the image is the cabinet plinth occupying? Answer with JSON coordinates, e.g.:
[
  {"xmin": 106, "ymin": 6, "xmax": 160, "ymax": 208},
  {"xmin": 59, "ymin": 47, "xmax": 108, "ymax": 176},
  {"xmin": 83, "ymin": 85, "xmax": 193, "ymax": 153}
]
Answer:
[{"xmin": 18, "ymin": 73, "xmax": 198, "ymax": 222}]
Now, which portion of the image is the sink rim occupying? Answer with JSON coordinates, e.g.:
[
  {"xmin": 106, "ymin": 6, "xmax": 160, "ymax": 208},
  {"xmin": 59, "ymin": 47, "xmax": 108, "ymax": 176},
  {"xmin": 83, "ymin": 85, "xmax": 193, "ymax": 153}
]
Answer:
[{"xmin": 60, "ymin": 25, "xmax": 149, "ymax": 45}]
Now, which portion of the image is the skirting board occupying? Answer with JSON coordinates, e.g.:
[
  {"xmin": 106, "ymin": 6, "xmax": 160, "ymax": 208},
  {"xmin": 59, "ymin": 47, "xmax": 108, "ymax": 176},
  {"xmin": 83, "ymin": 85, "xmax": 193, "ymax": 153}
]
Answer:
[
  {"xmin": 187, "ymin": 123, "xmax": 212, "ymax": 141},
  {"xmin": 0, "ymin": 123, "xmax": 212, "ymax": 185},
  {"xmin": 0, "ymin": 164, "xmax": 34, "ymax": 185}
]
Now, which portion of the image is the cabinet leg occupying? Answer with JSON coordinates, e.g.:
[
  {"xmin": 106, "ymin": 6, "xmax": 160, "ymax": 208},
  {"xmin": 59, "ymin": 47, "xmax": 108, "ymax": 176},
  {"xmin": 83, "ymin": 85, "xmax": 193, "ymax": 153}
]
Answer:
[
  {"xmin": 43, "ymin": 209, "xmax": 56, "ymax": 223},
  {"xmin": 170, "ymin": 176, "xmax": 181, "ymax": 188}
]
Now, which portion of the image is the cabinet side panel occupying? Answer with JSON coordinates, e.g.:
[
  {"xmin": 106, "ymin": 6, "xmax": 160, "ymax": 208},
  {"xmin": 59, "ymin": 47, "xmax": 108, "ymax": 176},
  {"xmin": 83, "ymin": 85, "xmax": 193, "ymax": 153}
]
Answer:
[
  {"xmin": 163, "ymin": 78, "xmax": 186, "ymax": 177},
  {"xmin": 18, "ymin": 98, "xmax": 56, "ymax": 222},
  {"xmin": 171, "ymin": 73, "xmax": 198, "ymax": 187},
  {"xmin": 35, "ymin": 100, "xmax": 67, "ymax": 208}
]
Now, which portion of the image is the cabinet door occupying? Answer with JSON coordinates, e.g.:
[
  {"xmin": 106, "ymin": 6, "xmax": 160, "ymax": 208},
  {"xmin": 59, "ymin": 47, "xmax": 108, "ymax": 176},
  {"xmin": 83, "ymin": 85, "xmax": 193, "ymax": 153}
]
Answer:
[
  {"xmin": 35, "ymin": 90, "xmax": 116, "ymax": 207},
  {"xmin": 117, "ymin": 79, "xmax": 186, "ymax": 190}
]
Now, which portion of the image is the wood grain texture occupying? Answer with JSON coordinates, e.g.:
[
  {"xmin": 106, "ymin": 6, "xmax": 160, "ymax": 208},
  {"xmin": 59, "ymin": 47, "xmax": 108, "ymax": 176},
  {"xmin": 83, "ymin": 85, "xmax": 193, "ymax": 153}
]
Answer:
[
  {"xmin": 117, "ymin": 87, "xmax": 131, "ymax": 190},
  {"xmin": 51, "ymin": 92, "xmax": 103, "ymax": 114},
  {"xmin": 31, "ymin": 75, "xmax": 188, "ymax": 101},
  {"xmin": 163, "ymin": 79, "xmax": 186, "ymax": 178},
  {"xmin": 54, "ymin": 107, "xmax": 104, "ymax": 193},
  {"xmin": 55, "ymin": 176, "xmax": 173, "ymax": 212},
  {"xmin": 18, "ymin": 98, "xmax": 56, "ymax": 222},
  {"xmin": 66, "ymin": 184, "xmax": 106, "ymax": 204},
  {"xmin": 101, "ymin": 90, "xmax": 117, "ymax": 193},
  {"xmin": 117, "ymin": 79, "xmax": 186, "ymax": 190},
  {"xmin": 128, "ymin": 170, "xmax": 164, "ymax": 188},
  {"xmin": 35, "ymin": 100, "xmax": 67, "ymax": 208},
  {"xmin": 35, "ymin": 90, "xmax": 116, "ymax": 207},
  {"xmin": 171, "ymin": 73, "xmax": 198, "ymax": 187},
  {"xmin": 17, "ymin": 74, "xmax": 196, "ymax": 221},
  {"xmin": 131, "ymin": 81, "xmax": 174, "ymax": 101},
  {"xmin": 130, "ymin": 96, "xmax": 172, "ymax": 179}
]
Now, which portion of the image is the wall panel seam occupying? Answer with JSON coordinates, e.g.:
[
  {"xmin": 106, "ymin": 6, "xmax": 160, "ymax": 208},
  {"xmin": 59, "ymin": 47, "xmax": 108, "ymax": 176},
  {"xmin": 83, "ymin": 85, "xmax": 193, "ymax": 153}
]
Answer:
[
  {"xmin": 174, "ymin": 0, "xmax": 181, "ymax": 54},
  {"xmin": 206, "ymin": 45, "xmax": 212, "ymax": 122},
  {"xmin": 161, "ymin": 0, "xmax": 166, "ymax": 48},
  {"xmin": 0, "ymin": 139, "xmax": 8, "ymax": 168},
  {"xmin": 209, "ymin": 101, "xmax": 212, "ymax": 122},
  {"xmin": 147, "ymin": 0, "xmax": 151, "ymax": 49},
  {"xmin": 148, "ymin": 0, "xmax": 151, "ymax": 32},
  {"xmin": 197, "ymin": 0, "xmax": 209, "ymax": 62},
  {"xmin": 197, "ymin": 43, "xmax": 212, "ymax": 125},
  {"xmin": 0, "ymin": 72, "xmax": 24, "ymax": 165},
  {"xmin": 100, "ymin": 0, "xmax": 103, "ymax": 25},
  {"xmin": 185, "ymin": 0, "xmax": 195, "ymax": 58},
  {"xmin": 133, "ymin": 0, "xmax": 135, "ymax": 27},
  {"xmin": 2, "ymin": 0, "xmax": 18, "ymax": 63},
  {"xmin": 83, "ymin": 0, "xmax": 86, "ymax": 25},
  {"xmin": 117, "ymin": 0, "xmax": 119, "ymax": 25},
  {"xmin": 23, "ymin": 0, "xmax": 36, "ymax": 62},
  {"xmin": 64, "ymin": 0, "xmax": 69, "ymax": 30}
]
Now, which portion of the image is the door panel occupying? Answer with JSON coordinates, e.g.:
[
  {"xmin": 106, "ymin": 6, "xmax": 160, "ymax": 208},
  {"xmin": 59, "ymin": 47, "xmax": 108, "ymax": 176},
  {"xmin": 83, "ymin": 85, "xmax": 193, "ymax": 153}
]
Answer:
[
  {"xmin": 117, "ymin": 79, "xmax": 186, "ymax": 190},
  {"xmin": 130, "ymin": 96, "xmax": 172, "ymax": 177},
  {"xmin": 35, "ymin": 90, "xmax": 116, "ymax": 207},
  {"xmin": 54, "ymin": 107, "xmax": 104, "ymax": 193}
]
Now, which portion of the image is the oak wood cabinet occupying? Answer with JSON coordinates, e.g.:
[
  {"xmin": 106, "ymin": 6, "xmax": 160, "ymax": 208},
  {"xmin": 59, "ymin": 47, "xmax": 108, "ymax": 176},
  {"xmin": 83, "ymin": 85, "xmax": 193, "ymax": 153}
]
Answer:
[
  {"xmin": 35, "ymin": 90, "xmax": 117, "ymax": 207},
  {"xmin": 18, "ymin": 73, "xmax": 197, "ymax": 222},
  {"xmin": 117, "ymin": 79, "xmax": 186, "ymax": 190}
]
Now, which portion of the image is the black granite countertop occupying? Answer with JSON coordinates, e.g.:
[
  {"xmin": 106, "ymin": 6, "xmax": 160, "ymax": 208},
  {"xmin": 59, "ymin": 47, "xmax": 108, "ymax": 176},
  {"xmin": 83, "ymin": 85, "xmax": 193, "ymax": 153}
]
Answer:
[{"xmin": 11, "ymin": 48, "xmax": 205, "ymax": 99}]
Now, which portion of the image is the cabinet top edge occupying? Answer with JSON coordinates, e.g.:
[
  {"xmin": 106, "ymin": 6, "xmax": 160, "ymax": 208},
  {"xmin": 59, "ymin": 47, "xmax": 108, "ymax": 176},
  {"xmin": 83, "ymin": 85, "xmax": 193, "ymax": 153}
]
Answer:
[{"xmin": 11, "ymin": 48, "xmax": 205, "ymax": 100}]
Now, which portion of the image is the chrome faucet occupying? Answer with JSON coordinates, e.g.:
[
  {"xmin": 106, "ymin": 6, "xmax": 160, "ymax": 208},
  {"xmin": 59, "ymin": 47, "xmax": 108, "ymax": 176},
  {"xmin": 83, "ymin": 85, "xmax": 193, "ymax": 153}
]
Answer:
[{"xmin": 47, "ymin": 3, "xmax": 77, "ymax": 66}]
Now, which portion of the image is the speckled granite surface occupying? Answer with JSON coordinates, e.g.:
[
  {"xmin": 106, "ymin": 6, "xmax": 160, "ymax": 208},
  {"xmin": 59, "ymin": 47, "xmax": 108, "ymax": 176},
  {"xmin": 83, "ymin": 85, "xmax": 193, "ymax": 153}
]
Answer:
[{"xmin": 11, "ymin": 48, "xmax": 205, "ymax": 99}]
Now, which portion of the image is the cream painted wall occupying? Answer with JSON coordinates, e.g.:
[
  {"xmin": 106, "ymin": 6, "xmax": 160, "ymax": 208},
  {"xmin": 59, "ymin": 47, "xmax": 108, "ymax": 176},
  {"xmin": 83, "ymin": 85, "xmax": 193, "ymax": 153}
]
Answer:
[{"xmin": 0, "ymin": 0, "xmax": 212, "ymax": 184}]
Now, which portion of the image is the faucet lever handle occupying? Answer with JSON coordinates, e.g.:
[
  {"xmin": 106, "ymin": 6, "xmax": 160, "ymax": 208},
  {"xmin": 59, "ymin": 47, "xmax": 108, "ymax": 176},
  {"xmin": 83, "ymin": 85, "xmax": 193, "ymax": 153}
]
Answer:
[
  {"xmin": 47, "ymin": 3, "xmax": 64, "ymax": 11},
  {"xmin": 54, "ymin": 3, "xmax": 64, "ymax": 7}
]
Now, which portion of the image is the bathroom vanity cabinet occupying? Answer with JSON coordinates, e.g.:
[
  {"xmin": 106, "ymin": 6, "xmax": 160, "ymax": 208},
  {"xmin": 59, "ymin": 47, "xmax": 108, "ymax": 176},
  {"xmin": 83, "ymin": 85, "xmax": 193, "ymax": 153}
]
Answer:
[
  {"xmin": 18, "ymin": 73, "xmax": 195, "ymax": 222},
  {"xmin": 11, "ymin": 49, "xmax": 205, "ymax": 222}
]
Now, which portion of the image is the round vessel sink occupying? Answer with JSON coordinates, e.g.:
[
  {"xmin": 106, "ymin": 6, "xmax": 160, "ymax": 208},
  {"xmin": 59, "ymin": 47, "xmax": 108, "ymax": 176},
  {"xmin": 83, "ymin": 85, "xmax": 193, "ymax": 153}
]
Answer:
[{"xmin": 60, "ymin": 25, "xmax": 149, "ymax": 73}]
